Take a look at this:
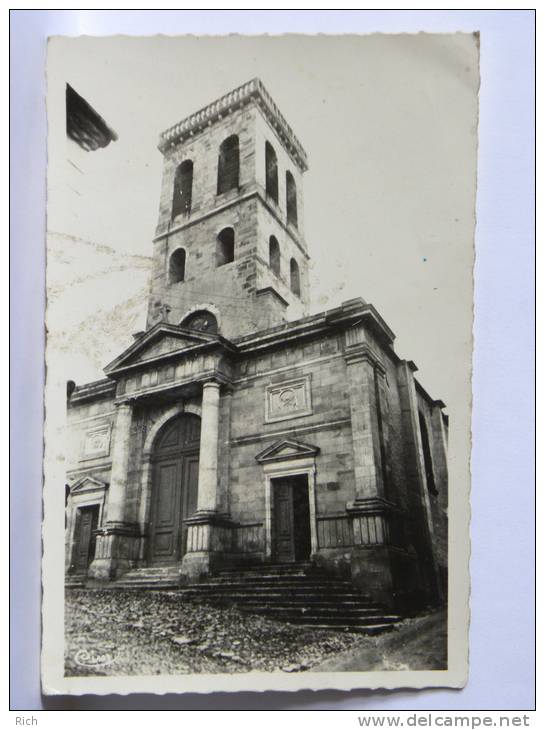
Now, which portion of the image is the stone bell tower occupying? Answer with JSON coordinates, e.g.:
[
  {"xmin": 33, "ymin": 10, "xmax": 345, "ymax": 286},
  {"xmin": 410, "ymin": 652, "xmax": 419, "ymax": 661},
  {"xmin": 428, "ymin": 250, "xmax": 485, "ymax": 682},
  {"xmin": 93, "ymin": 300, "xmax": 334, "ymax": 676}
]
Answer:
[{"xmin": 146, "ymin": 78, "xmax": 310, "ymax": 340}]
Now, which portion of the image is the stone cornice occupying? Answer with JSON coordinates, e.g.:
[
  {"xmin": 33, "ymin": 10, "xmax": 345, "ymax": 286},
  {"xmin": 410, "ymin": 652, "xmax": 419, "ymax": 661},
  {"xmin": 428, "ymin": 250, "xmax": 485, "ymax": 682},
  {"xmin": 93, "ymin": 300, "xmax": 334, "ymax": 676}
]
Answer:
[
  {"xmin": 184, "ymin": 511, "xmax": 235, "ymax": 528},
  {"xmin": 325, "ymin": 301, "xmax": 396, "ymax": 345},
  {"xmin": 255, "ymin": 286, "xmax": 289, "ymax": 308},
  {"xmin": 153, "ymin": 187, "xmax": 310, "ymax": 260},
  {"xmin": 234, "ymin": 300, "xmax": 395, "ymax": 355},
  {"xmin": 229, "ymin": 418, "xmax": 351, "ymax": 448},
  {"xmin": 96, "ymin": 522, "xmax": 141, "ymax": 537},
  {"xmin": 158, "ymin": 78, "xmax": 308, "ymax": 172},
  {"xmin": 69, "ymin": 378, "xmax": 116, "ymax": 405},
  {"xmin": 103, "ymin": 322, "xmax": 238, "ymax": 377},
  {"xmin": 346, "ymin": 497, "xmax": 401, "ymax": 516},
  {"xmin": 113, "ymin": 369, "xmax": 233, "ymax": 405}
]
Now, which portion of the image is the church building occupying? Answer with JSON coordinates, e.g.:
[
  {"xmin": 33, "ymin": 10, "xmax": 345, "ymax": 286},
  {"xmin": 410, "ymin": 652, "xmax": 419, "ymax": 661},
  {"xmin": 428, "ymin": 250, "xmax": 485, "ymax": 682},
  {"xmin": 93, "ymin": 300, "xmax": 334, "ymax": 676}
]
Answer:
[{"xmin": 65, "ymin": 78, "xmax": 448, "ymax": 611}]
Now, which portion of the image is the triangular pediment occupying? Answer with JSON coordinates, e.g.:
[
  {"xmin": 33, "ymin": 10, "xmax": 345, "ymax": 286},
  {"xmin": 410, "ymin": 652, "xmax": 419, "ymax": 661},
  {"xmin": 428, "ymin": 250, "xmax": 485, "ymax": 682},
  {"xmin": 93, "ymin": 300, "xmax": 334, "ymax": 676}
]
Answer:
[
  {"xmin": 255, "ymin": 439, "xmax": 320, "ymax": 464},
  {"xmin": 69, "ymin": 475, "xmax": 109, "ymax": 494},
  {"xmin": 104, "ymin": 323, "xmax": 221, "ymax": 375}
]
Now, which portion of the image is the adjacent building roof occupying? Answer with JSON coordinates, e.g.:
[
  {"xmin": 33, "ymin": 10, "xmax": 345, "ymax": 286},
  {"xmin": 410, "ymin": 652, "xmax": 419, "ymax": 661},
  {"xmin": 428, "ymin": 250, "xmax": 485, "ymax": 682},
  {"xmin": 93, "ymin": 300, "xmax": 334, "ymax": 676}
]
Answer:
[{"xmin": 66, "ymin": 83, "xmax": 118, "ymax": 151}]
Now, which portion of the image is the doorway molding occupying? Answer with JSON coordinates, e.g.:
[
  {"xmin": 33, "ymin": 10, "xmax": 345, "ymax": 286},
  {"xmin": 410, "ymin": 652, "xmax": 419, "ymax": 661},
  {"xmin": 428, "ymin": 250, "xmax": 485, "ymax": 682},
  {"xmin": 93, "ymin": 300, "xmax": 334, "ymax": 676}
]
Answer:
[
  {"xmin": 256, "ymin": 440, "xmax": 320, "ymax": 560},
  {"xmin": 66, "ymin": 475, "xmax": 108, "ymax": 572}
]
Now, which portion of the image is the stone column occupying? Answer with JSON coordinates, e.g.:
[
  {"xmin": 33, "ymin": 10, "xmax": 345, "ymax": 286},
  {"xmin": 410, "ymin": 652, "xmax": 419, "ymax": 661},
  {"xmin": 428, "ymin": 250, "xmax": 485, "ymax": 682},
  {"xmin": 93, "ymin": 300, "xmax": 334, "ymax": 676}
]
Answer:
[
  {"xmin": 88, "ymin": 399, "xmax": 140, "ymax": 581},
  {"xmin": 196, "ymin": 380, "xmax": 221, "ymax": 513},
  {"xmin": 181, "ymin": 380, "xmax": 232, "ymax": 581},
  {"xmin": 105, "ymin": 401, "xmax": 133, "ymax": 524}
]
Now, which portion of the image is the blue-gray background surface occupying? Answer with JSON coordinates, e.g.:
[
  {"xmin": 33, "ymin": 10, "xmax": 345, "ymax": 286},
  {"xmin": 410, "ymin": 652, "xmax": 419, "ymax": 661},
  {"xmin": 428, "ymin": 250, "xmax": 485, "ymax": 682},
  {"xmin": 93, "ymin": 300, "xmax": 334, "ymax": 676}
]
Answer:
[{"xmin": 10, "ymin": 9, "xmax": 535, "ymax": 711}]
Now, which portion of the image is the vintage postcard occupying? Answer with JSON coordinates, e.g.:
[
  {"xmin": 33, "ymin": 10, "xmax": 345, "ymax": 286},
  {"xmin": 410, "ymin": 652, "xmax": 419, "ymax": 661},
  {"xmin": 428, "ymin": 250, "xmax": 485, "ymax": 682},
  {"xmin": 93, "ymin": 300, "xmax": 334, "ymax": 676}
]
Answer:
[{"xmin": 42, "ymin": 33, "xmax": 478, "ymax": 694}]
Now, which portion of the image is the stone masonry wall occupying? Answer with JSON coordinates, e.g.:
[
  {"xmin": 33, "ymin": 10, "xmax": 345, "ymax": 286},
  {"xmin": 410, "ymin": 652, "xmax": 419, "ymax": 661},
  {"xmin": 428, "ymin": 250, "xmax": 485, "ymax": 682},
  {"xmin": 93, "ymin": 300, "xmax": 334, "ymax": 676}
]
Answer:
[
  {"xmin": 230, "ymin": 334, "xmax": 353, "ymax": 528},
  {"xmin": 149, "ymin": 196, "xmax": 263, "ymax": 336},
  {"xmin": 228, "ymin": 330, "xmax": 416, "ymax": 560},
  {"xmin": 66, "ymin": 393, "xmax": 116, "ymax": 484}
]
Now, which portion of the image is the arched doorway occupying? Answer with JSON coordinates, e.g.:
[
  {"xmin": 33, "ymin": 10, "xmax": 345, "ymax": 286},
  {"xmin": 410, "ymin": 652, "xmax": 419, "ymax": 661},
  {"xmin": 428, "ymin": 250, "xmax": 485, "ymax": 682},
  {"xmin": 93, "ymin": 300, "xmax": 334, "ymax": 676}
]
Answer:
[{"xmin": 148, "ymin": 413, "xmax": 201, "ymax": 565}]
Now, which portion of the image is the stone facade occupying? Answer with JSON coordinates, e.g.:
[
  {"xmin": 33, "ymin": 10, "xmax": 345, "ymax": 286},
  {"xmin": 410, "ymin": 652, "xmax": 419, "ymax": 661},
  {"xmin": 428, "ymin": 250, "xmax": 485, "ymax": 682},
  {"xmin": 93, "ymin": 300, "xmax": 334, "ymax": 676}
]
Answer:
[{"xmin": 66, "ymin": 79, "xmax": 448, "ymax": 611}]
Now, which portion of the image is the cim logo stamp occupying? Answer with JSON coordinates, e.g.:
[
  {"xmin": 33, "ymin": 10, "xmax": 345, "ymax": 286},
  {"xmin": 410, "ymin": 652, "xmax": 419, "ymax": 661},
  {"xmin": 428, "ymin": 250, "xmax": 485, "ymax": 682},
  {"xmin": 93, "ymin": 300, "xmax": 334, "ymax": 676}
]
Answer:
[{"xmin": 74, "ymin": 647, "xmax": 116, "ymax": 668}]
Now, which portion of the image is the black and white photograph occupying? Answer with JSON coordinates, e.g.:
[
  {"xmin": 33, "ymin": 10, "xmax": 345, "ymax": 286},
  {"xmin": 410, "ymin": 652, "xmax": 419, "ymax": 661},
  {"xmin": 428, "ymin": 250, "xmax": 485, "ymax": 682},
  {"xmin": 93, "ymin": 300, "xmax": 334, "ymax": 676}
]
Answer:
[{"xmin": 41, "ymin": 32, "xmax": 477, "ymax": 694}]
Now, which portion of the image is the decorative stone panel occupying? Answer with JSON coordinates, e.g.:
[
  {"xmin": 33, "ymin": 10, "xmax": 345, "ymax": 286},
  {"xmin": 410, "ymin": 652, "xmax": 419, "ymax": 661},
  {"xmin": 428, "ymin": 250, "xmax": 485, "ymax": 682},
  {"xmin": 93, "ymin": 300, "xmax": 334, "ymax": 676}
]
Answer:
[
  {"xmin": 265, "ymin": 374, "xmax": 312, "ymax": 423},
  {"xmin": 81, "ymin": 424, "xmax": 111, "ymax": 460}
]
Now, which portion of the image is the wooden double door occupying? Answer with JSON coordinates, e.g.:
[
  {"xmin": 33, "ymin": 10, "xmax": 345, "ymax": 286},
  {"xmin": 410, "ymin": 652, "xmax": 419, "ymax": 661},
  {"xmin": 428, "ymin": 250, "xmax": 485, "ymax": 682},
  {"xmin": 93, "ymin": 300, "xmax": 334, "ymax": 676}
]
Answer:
[
  {"xmin": 272, "ymin": 475, "xmax": 312, "ymax": 563},
  {"xmin": 148, "ymin": 414, "xmax": 201, "ymax": 565}
]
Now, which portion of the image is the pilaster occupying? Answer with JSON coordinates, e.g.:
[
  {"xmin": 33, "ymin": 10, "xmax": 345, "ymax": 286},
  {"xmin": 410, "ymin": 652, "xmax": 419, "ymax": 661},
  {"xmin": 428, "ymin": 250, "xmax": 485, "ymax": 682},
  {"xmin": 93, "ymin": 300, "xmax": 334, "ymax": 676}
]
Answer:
[
  {"xmin": 344, "ymin": 338, "xmax": 387, "ymax": 502},
  {"xmin": 397, "ymin": 360, "xmax": 441, "ymax": 603},
  {"xmin": 430, "ymin": 402, "xmax": 449, "ymax": 496}
]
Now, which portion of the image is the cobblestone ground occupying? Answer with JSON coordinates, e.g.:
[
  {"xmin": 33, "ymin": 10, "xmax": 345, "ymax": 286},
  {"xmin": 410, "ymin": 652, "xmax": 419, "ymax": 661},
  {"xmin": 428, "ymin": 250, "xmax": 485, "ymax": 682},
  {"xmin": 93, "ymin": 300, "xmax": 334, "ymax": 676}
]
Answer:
[{"xmin": 64, "ymin": 589, "xmax": 367, "ymax": 676}]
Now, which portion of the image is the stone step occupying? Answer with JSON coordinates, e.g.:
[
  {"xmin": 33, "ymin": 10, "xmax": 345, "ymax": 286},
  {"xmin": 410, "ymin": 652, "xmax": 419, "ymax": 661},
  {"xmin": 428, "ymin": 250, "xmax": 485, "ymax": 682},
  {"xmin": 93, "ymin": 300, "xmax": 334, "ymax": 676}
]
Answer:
[
  {"xmin": 116, "ymin": 579, "xmax": 180, "ymax": 585},
  {"xmin": 187, "ymin": 582, "xmax": 360, "ymax": 594},
  {"xmin": 198, "ymin": 575, "xmax": 355, "ymax": 587},
  {"xmin": 215, "ymin": 567, "xmax": 316, "ymax": 580},
  {"xmin": 297, "ymin": 623, "xmax": 397, "ymax": 635},
  {"xmin": 185, "ymin": 590, "xmax": 381, "ymax": 605},
  {"xmin": 118, "ymin": 584, "xmax": 181, "ymax": 589},
  {"xmin": 117, "ymin": 573, "xmax": 180, "ymax": 582},
  {"xmin": 67, "ymin": 562, "xmax": 401, "ymax": 635},
  {"xmin": 118, "ymin": 578, "xmax": 179, "ymax": 583},
  {"xmin": 263, "ymin": 616, "xmax": 399, "ymax": 629},
  {"xmin": 191, "ymin": 583, "xmax": 366, "ymax": 600},
  {"xmin": 119, "ymin": 569, "xmax": 180, "ymax": 577},
  {"xmin": 232, "ymin": 598, "xmax": 382, "ymax": 609},
  {"xmin": 218, "ymin": 562, "xmax": 314, "ymax": 573},
  {"xmin": 239, "ymin": 603, "xmax": 394, "ymax": 615},
  {"xmin": 182, "ymin": 587, "xmax": 377, "ymax": 598},
  {"xmin": 187, "ymin": 577, "xmax": 361, "ymax": 588},
  {"xmin": 239, "ymin": 607, "xmax": 400, "ymax": 622},
  {"xmin": 176, "ymin": 574, "xmax": 400, "ymax": 633}
]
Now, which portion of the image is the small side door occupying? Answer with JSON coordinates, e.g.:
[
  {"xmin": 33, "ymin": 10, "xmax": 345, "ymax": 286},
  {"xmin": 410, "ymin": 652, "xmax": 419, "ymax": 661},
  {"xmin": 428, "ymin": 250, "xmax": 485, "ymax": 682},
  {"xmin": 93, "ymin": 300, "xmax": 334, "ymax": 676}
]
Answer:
[
  {"xmin": 273, "ymin": 479, "xmax": 295, "ymax": 562},
  {"xmin": 73, "ymin": 505, "xmax": 99, "ymax": 571}
]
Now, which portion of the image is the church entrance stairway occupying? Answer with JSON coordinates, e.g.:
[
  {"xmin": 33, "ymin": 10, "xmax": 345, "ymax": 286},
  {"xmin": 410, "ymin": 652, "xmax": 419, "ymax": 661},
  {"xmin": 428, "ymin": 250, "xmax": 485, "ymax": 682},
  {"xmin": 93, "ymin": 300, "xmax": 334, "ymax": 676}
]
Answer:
[{"xmin": 87, "ymin": 562, "xmax": 402, "ymax": 634}]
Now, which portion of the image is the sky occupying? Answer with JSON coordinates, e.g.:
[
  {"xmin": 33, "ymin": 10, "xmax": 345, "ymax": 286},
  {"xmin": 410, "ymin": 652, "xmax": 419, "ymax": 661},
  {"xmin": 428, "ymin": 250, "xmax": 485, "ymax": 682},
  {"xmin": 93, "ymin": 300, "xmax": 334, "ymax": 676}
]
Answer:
[{"xmin": 47, "ymin": 33, "xmax": 479, "ymax": 413}]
